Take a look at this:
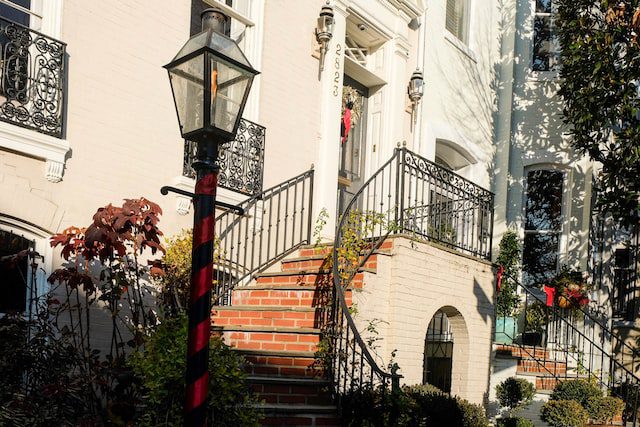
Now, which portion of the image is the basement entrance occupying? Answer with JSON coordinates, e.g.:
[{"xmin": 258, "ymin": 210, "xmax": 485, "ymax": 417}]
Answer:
[{"xmin": 423, "ymin": 310, "xmax": 454, "ymax": 393}]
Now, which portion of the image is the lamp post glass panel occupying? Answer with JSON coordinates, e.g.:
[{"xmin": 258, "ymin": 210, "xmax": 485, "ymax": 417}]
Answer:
[{"xmin": 164, "ymin": 8, "xmax": 258, "ymax": 426}]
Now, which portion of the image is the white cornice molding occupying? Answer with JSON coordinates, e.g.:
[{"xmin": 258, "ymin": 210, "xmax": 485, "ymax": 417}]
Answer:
[
  {"xmin": 0, "ymin": 121, "xmax": 70, "ymax": 183},
  {"xmin": 387, "ymin": 0, "xmax": 425, "ymax": 20}
]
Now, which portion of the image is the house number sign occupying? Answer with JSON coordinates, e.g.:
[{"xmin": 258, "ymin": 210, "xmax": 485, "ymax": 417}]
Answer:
[{"xmin": 333, "ymin": 43, "xmax": 342, "ymax": 96}]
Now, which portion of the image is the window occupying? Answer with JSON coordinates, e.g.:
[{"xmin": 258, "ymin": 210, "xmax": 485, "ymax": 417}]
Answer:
[
  {"xmin": 0, "ymin": 228, "xmax": 34, "ymax": 312},
  {"xmin": 522, "ymin": 169, "xmax": 565, "ymax": 285},
  {"xmin": 532, "ymin": 0, "xmax": 558, "ymax": 71},
  {"xmin": 445, "ymin": 0, "xmax": 469, "ymax": 43}
]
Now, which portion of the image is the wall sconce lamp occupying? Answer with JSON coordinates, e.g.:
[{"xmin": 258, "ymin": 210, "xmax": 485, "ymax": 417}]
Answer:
[
  {"xmin": 315, "ymin": 2, "xmax": 334, "ymax": 72},
  {"xmin": 408, "ymin": 68, "xmax": 424, "ymax": 124}
]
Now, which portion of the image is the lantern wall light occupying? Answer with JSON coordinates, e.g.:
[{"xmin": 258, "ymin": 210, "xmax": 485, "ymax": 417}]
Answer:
[
  {"xmin": 315, "ymin": 2, "xmax": 334, "ymax": 72},
  {"xmin": 408, "ymin": 68, "xmax": 424, "ymax": 124}
]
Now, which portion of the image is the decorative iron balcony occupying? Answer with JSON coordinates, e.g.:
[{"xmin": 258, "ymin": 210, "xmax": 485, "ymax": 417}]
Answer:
[
  {"xmin": 183, "ymin": 118, "xmax": 265, "ymax": 196},
  {"xmin": 0, "ymin": 17, "xmax": 66, "ymax": 138}
]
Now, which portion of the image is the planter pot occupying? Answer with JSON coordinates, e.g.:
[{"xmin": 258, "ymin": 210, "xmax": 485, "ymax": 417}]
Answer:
[
  {"xmin": 495, "ymin": 316, "xmax": 518, "ymax": 345},
  {"xmin": 521, "ymin": 331, "xmax": 544, "ymax": 347}
]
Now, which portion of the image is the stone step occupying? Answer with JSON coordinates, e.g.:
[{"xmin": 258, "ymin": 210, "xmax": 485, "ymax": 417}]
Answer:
[
  {"xmin": 239, "ymin": 349, "xmax": 322, "ymax": 379},
  {"xmin": 212, "ymin": 306, "xmax": 320, "ymax": 329}
]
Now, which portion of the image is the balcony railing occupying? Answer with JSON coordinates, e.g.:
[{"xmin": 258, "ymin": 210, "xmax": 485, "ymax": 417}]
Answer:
[
  {"xmin": 183, "ymin": 118, "xmax": 265, "ymax": 196},
  {"xmin": 0, "ymin": 17, "xmax": 66, "ymax": 137}
]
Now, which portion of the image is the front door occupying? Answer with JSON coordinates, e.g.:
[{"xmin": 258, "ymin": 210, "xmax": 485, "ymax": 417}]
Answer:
[{"xmin": 338, "ymin": 75, "xmax": 368, "ymax": 214}]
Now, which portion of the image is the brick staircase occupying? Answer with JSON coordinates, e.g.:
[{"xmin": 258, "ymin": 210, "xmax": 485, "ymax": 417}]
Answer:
[
  {"xmin": 495, "ymin": 344, "xmax": 570, "ymax": 391},
  {"xmin": 211, "ymin": 244, "xmax": 386, "ymax": 426}
]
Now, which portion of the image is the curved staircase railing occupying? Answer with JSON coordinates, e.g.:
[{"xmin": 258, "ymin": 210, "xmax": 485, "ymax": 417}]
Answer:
[
  {"xmin": 329, "ymin": 146, "xmax": 494, "ymax": 406},
  {"xmin": 213, "ymin": 168, "xmax": 314, "ymax": 305},
  {"xmin": 497, "ymin": 273, "xmax": 640, "ymax": 424}
]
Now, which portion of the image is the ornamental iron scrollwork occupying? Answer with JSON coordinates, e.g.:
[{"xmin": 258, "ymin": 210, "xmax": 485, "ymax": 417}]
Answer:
[
  {"xmin": 0, "ymin": 17, "xmax": 66, "ymax": 137},
  {"xmin": 183, "ymin": 118, "xmax": 266, "ymax": 196}
]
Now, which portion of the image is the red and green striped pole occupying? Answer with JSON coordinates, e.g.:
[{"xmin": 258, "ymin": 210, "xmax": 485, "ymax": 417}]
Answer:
[{"xmin": 185, "ymin": 141, "xmax": 218, "ymax": 426}]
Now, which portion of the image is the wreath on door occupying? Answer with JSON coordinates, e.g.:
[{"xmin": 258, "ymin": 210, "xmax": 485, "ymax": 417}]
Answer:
[{"xmin": 341, "ymin": 86, "xmax": 362, "ymax": 144}]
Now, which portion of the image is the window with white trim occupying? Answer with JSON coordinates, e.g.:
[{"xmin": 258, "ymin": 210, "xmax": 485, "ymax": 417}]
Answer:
[
  {"xmin": 522, "ymin": 169, "xmax": 565, "ymax": 285},
  {"xmin": 0, "ymin": 221, "xmax": 47, "ymax": 314},
  {"xmin": 445, "ymin": 0, "xmax": 470, "ymax": 44},
  {"xmin": 532, "ymin": 0, "xmax": 559, "ymax": 72}
]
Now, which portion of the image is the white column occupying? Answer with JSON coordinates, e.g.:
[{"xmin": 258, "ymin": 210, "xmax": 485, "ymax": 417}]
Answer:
[
  {"xmin": 313, "ymin": 1, "xmax": 348, "ymax": 241},
  {"xmin": 491, "ymin": 0, "xmax": 517, "ymax": 259}
]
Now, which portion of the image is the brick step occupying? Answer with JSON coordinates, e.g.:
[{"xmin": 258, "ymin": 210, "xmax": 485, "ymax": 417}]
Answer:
[
  {"xmin": 248, "ymin": 376, "xmax": 332, "ymax": 406},
  {"xmin": 258, "ymin": 404, "xmax": 339, "ymax": 426},
  {"xmin": 281, "ymin": 253, "xmax": 379, "ymax": 272},
  {"xmin": 212, "ymin": 306, "xmax": 320, "ymax": 329},
  {"xmin": 495, "ymin": 344, "xmax": 551, "ymax": 360},
  {"xmin": 517, "ymin": 359, "xmax": 567, "ymax": 375},
  {"xmin": 518, "ymin": 372, "xmax": 588, "ymax": 391},
  {"xmin": 255, "ymin": 269, "xmax": 365, "ymax": 289},
  {"xmin": 231, "ymin": 287, "xmax": 351, "ymax": 307},
  {"xmin": 223, "ymin": 329, "xmax": 320, "ymax": 353},
  {"xmin": 297, "ymin": 239, "xmax": 394, "ymax": 258},
  {"xmin": 239, "ymin": 349, "xmax": 322, "ymax": 379}
]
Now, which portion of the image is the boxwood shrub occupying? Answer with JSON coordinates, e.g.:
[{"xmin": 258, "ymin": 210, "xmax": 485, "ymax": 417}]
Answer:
[{"xmin": 541, "ymin": 399, "xmax": 589, "ymax": 427}]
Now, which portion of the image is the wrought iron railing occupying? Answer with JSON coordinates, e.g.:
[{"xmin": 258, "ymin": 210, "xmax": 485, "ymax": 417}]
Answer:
[
  {"xmin": 496, "ymin": 275, "xmax": 640, "ymax": 425},
  {"xmin": 398, "ymin": 148, "xmax": 494, "ymax": 259},
  {"xmin": 183, "ymin": 118, "xmax": 265, "ymax": 196},
  {"xmin": 0, "ymin": 17, "xmax": 66, "ymax": 137},
  {"xmin": 212, "ymin": 168, "xmax": 314, "ymax": 305},
  {"xmin": 330, "ymin": 146, "xmax": 494, "ymax": 409}
]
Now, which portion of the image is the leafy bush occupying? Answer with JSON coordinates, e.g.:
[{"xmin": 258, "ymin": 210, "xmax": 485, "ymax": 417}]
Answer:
[
  {"xmin": 496, "ymin": 377, "xmax": 535, "ymax": 412},
  {"xmin": 0, "ymin": 315, "xmax": 93, "ymax": 426},
  {"xmin": 541, "ymin": 399, "xmax": 589, "ymax": 427},
  {"xmin": 128, "ymin": 314, "xmax": 260, "ymax": 426},
  {"xmin": 457, "ymin": 398, "xmax": 490, "ymax": 427},
  {"xmin": 496, "ymin": 231, "xmax": 522, "ymax": 317},
  {"xmin": 585, "ymin": 396, "xmax": 625, "ymax": 424},
  {"xmin": 341, "ymin": 383, "xmax": 489, "ymax": 427},
  {"xmin": 550, "ymin": 379, "xmax": 603, "ymax": 408},
  {"xmin": 496, "ymin": 417, "xmax": 534, "ymax": 427}
]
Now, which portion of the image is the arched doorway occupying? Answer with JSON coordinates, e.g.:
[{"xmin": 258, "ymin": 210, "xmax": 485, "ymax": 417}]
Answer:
[{"xmin": 423, "ymin": 310, "xmax": 454, "ymax": 392}]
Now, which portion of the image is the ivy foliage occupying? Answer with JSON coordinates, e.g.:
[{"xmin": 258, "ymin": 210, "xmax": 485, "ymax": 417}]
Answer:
[
  {"xmin": 556, "ymin": 0, "xmax": 640, "ymax": 225},
  {"xmin": 496, "ymin": 231, "xmax": 521, "ymax": 317}
]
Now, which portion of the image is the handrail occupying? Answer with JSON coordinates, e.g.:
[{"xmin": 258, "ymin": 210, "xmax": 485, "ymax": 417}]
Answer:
[
  {"xmin": 329, "ymin": 146, "xmax": 495, "ymax": 405},
  {"xmin": 497, "ymin": 273, "xmax": 640, "ymax": 424},
  {"xmin": 213, "ymin": 168, "xmax": 314, "ymax": 305},
  {"xmin": 330, "ymin": 149, "xmax": 402, "ymax": 403}
]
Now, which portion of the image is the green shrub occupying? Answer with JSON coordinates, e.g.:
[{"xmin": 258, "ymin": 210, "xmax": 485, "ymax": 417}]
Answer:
[
  {"xmin": 496, "ymin": 377, "xmax": 536, "ymax": 411},
  {"xmin": 457, "ymin": 398, "xmax": 490, "ymax": 427},
  {"xmin": 541, "ymin": 399, "xmax": 589, "ymax": 427},
  {"xmin": 496, "ymin": 417, "xmax": 534, "ymax": 427},
  {"xmin": 550, "ymin": 378, "xmax": 603, "ymax": 408},
  {"xmin": 585, "ymin": 396, "xmax": 625, "ymax": 424},
  {"xmin": 128, "ymin": 315, "xmax": 260, "ymax": 426},
  {"xmin": 342, "ymin": 384, "xmax": 489, "ymax": 426}
]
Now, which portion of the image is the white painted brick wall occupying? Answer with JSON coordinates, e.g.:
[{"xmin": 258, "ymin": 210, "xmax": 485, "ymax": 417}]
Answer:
[{"xmin": 354, "ymin": 236, "xmax": 495, "ymax": 405}]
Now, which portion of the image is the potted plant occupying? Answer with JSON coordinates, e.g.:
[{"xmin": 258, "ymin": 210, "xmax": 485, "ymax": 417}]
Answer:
[
  {"xmin": 495, "ymin": 231, "xmax": 522, "ymax": 345},
  {"xmin": 551, "ymin": 267, "xmax": 590, "ymax": 309},
  {"xmin": 522, "ymin": 301, "xmax": 547, "ymax": 346}
]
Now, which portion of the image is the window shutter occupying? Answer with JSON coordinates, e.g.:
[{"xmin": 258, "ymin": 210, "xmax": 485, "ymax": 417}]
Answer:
[{"xmin": 445, "ymin": 0, "xmax": 458, "ymax": 36}]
